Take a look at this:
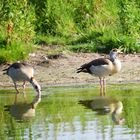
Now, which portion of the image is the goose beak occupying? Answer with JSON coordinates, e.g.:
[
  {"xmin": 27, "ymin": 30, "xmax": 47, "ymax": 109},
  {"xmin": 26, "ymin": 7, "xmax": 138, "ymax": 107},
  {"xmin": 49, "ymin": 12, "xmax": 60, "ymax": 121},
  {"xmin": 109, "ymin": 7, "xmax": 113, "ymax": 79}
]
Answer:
[{"xmin": 117, "ymin": 49, "xmax": 123, "ymax": 54}]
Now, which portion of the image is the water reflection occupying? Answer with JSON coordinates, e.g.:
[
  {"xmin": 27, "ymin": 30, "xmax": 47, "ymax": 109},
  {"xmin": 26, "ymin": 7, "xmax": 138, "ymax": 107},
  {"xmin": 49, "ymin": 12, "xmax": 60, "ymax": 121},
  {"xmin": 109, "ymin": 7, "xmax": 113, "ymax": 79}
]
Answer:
[
  {"xmin": 4, "ymin": 96, "xmax": 41, "ymax": 121},
  {"xmin": 1, "ymin": 85, "xmax": 140, "ymax": 140},
  {"xmin": 79, "ymin": 97, "xmax": 125, "ymax": 125}
]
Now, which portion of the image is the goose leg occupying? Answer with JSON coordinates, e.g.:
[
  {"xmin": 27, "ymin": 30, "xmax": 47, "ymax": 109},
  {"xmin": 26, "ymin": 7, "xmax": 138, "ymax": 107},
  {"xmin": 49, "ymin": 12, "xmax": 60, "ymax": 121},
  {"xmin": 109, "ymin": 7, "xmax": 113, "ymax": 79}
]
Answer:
[
  {"xmin": 99, "ymin": 78, "xmax": 103, "ymax": 96},
  {"xmin": 22, "ymin": 81, "xmax": 26, "ymax": 95},
  {"xmin": 103, "ymin": 78, "xmax": 106, "ymax": 96},
  {"xmin": 14, "ymin": 82, "xmax": 19, "ymax": 94},
  {"xmin": 13, "ymin": 82, "xmax": 19, "ymax": 104},
  {"xmin": 22, "ymin": 81, "xmax": 27, "ymax": 102}
]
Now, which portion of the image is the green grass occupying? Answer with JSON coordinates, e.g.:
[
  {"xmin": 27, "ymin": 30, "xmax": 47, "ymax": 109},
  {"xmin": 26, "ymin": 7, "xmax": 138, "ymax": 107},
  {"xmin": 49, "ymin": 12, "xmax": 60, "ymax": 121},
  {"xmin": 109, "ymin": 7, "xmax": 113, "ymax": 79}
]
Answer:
[
  {"xmin": 35, "ymin": 35, "xmax": 68, "ymax": 46},
  {"xmin": 0, "ymin": 41, "xmax": 33, "ymax": 64},
  {"xmin": 68, "ymin": 43, "xmax": 97, "ymax": 53},
  {"xmin": 0, "ymin": 0, "xmax": 140, "ymax": 63}
]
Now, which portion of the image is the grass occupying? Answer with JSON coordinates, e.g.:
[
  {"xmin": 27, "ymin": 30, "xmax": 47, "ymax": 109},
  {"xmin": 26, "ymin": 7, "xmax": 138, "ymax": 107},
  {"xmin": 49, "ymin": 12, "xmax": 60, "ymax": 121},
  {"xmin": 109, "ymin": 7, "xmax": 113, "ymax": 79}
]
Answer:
[
  {"xmin": 0, "ymin": 41, "xmax": 34, "ymax": 64},
  {"xmin": 0, "ymin": 0, "xmax": 140, "ymax": 63},
  {"xmin": 68, "ymin": 43, "xmax": 97, "ymax": 53},
  {"xmin": 35, "ymin": 35, "xmax": 69, "ymax": 46}
]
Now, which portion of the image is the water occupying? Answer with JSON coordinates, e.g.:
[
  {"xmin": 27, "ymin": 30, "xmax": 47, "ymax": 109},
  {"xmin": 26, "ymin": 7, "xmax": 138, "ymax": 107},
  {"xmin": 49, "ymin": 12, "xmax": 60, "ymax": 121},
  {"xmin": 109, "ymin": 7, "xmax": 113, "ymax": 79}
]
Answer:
[{"xmin": 0, "ymin": 84, "xmax": 140, "ymax": 140}]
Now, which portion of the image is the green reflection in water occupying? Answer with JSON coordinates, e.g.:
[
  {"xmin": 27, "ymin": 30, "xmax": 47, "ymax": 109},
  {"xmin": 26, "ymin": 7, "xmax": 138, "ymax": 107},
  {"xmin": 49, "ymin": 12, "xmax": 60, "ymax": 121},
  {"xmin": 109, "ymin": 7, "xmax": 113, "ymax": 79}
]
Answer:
[{"xmin": 0, "ymin": 83, "xmax": 140, "ymax": 140}]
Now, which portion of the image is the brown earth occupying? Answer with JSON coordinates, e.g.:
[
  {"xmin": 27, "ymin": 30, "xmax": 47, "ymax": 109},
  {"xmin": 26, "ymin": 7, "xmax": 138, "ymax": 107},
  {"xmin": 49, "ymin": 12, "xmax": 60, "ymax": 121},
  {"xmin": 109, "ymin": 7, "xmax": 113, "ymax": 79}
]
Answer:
[{"xmin": 0, "ymin": 46, "xmax": 140, "ymax": 89}]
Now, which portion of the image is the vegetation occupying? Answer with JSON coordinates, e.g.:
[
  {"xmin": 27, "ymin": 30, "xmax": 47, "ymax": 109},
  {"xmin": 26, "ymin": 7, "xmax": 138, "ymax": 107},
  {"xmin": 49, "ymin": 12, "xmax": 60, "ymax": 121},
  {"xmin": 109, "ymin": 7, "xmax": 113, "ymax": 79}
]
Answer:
[{"xmin": 0, "ymin": 0, "xmax": 140, "ymax": 63}]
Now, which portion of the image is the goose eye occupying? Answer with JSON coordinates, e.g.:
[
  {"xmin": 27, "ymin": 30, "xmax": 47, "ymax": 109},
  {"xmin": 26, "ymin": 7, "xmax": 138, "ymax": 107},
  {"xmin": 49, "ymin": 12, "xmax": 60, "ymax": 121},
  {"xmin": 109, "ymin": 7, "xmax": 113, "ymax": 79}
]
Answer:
[{"xmin": 112, "ymin": 49, "xmax": 117, "ymax": 52}]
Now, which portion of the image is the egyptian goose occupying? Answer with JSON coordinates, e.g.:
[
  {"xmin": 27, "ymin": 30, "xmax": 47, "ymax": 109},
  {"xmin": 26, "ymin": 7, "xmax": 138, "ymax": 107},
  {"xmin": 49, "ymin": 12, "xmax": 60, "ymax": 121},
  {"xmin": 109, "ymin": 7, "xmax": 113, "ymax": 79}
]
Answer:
[
  {"xmin": 3, "ymin": 62, "xmax": 41, "ymax": 100},
  {"xmin": 77, "ymin": 48, "xmax": 122, "ymax": 96}
]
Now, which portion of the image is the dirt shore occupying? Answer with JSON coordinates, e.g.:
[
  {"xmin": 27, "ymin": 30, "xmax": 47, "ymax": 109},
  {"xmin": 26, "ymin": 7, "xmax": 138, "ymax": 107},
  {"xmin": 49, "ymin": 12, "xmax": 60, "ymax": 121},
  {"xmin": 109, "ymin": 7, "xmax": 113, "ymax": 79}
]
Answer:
[{"xmin": 0, "ymin": 46, "xmax": 140, "ymax": 89}]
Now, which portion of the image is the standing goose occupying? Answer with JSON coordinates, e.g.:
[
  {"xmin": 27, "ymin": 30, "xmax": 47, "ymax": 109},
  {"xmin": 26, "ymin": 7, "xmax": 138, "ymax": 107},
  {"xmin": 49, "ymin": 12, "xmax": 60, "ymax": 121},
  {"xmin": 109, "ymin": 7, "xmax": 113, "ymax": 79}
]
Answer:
[
  {"xmin": 3, "ymin": 62, "xmax": 41, "ymax": 100},
  {"xmin": 77, "ymin": 48, "xmax": 122, "ymax": 96}
]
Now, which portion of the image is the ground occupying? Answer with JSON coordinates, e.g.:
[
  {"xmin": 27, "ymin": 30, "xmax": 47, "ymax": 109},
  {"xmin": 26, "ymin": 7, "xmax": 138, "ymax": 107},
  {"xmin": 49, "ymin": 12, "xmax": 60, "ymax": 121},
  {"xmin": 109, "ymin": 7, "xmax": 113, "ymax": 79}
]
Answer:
[{"xmin": 0, "ymin": 46, "xmax": 140, "ymax": 89}]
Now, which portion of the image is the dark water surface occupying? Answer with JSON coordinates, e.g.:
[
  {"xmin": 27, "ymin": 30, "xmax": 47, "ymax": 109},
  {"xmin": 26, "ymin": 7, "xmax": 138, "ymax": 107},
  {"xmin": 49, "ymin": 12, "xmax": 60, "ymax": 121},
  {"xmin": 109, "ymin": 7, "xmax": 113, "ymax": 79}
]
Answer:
[{"xmin": 0, "ymin": 84, "xmax": 140, "ymax": 140}]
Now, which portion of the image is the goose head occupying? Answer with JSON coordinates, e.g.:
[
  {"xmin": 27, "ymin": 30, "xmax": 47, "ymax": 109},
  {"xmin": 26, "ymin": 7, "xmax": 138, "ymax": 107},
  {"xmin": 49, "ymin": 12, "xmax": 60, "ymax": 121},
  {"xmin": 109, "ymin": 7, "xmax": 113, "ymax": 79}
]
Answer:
[
  {"xmin": 30, "ymin": 77, "xmax": 41, "ymax": 98},
  {"xmin": 109, "ymin": 48, "xmax": 123, "ymax": 62}
]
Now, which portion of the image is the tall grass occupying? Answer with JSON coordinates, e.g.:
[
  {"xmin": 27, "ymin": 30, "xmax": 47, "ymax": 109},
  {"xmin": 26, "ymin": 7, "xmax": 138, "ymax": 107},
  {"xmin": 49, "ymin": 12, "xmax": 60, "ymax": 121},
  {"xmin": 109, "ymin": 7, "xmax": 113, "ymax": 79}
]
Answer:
[
  {"xmin": 0, "ymin": 0, "xmax": 35, "ymax": 64},
  {"xmin": 0, "ymin": 41, "xmax": 33, "ymax": 63},
  {"xmin": 34, "ymin": 0, "xmax": 140, "ymax": 53},
  {"xmin": 0, "ymin": 0, "xmax": 140, "ymax": 63}
]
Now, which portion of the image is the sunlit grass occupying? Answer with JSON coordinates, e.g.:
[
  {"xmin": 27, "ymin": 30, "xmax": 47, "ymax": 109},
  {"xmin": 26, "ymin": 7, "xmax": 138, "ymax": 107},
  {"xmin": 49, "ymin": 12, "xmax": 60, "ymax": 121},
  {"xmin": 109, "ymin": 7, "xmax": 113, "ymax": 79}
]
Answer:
[
  {"xmin": 0, "ymin": 41, "xmax": 34, "ymax": 64},
  {"xmin": 0, "ymin": 0, "xmax": 140, "ymax": 65},
  {"xmin": 0, "ymin": 0, "xmax": 139, "ymax": 64}
]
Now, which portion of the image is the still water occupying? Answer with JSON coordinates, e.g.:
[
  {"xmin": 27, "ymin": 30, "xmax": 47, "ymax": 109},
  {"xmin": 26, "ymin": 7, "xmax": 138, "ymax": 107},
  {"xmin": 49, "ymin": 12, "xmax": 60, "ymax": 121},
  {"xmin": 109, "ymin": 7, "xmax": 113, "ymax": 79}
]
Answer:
[{"xmin": 0, "ymin": 84, "xmax": 140, "ymax": 140}]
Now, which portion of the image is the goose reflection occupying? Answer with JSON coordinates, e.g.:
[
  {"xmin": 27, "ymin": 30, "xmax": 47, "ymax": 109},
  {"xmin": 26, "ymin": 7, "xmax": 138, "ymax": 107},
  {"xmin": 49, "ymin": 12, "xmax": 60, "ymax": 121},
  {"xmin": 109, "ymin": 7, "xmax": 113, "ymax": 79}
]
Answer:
[
  {"xmin": 79, "ymin": 97, "xmax": 125, "ymax": 125},
  {"xmin": 4, "ymin": 97, "xmax": 41, "ymax": 121}
]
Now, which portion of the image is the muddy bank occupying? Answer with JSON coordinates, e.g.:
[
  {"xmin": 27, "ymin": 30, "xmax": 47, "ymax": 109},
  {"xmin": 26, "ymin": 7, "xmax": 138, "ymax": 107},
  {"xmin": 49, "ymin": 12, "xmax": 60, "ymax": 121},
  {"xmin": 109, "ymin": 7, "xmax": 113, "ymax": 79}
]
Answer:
[{"xmin": 0, "ymin": 47, "xmax": 140, "ymax": 89}]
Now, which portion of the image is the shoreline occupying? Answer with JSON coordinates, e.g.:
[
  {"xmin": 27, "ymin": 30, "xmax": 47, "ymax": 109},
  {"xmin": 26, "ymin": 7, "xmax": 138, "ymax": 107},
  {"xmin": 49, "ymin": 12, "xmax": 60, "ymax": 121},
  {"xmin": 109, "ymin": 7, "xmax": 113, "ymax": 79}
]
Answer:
[{"xmin": 0, "ymin": 47, "xmax": 140, "ymax": 89}]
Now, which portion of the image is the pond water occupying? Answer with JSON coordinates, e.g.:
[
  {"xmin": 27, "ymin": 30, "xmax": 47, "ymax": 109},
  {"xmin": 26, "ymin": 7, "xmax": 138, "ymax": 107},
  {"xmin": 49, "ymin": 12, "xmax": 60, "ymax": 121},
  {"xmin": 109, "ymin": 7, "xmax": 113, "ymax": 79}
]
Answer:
[{"xmin": 0, "ymin": 84, "xmax": 140, "ymax": 140}]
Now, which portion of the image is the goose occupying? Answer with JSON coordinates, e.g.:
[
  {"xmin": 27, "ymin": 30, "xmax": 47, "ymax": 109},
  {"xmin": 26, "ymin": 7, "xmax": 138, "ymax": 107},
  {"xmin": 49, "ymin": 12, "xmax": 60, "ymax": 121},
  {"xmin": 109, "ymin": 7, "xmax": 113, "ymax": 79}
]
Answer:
[
  {"xmin": 3, "ymin": 62, "xmax": 41, "ymax": 100},
  {"xmin": 77, "ymin": 48, "xmax": 122, "ymax": 96}
]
